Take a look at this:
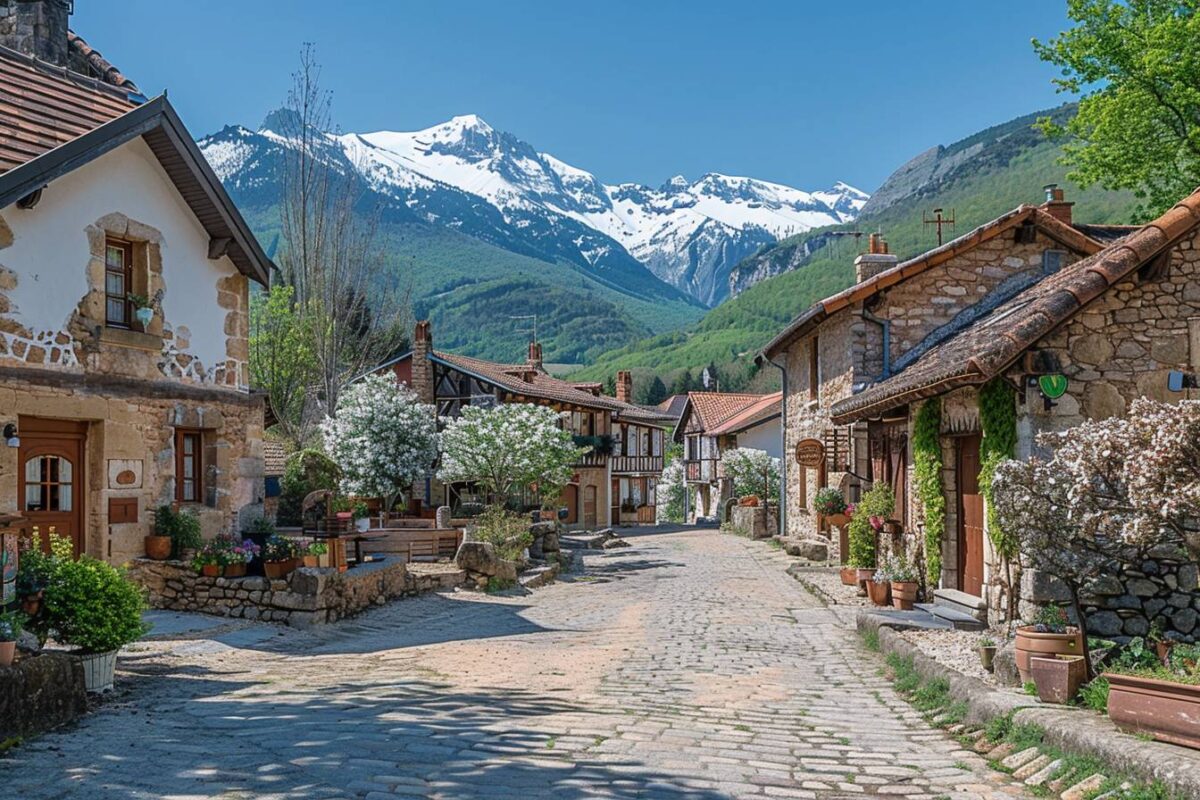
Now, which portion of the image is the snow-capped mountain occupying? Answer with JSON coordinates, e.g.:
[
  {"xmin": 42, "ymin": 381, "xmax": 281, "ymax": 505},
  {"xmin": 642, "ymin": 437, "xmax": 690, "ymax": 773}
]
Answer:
[{"xmin": 201, "ymin": 113, "xmax": 866, "ymax": 306}]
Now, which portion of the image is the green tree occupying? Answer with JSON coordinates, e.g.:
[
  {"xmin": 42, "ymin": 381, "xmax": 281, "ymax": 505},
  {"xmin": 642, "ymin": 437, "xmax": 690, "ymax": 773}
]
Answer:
[
  {"xmin": 645, "ymin": 376, "xmax": 669, "ymax": 406},
  {"xmin": 671, "ymin": 369, "xmax": 694, "ymax": 396},
  {"xmin": 1034, "ymin": 0, "xmax": 1200, "ymax": 218},
  {"xmin": 250, "ymin": 285, "xmax": 317, "ymax": 449}
]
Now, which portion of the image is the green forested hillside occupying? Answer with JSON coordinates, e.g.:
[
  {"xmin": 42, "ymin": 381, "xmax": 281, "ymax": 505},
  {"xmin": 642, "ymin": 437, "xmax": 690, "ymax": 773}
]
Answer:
[{"xmin": 568, "ymin": 106, "xmax": 1136, "ymax": 387}]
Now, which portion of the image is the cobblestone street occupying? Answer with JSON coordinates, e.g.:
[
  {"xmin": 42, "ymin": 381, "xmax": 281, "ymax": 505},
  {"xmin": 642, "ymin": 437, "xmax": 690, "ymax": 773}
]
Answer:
[{"xmin": 2, "ymin": 528, "xmax": 1029, "ymax": 799}]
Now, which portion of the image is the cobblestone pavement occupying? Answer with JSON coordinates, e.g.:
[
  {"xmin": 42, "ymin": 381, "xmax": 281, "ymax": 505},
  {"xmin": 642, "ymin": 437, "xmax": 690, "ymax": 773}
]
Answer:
[{"xmin": 3, "ymin": 528, "xmax": 1030, "ymax": 799}]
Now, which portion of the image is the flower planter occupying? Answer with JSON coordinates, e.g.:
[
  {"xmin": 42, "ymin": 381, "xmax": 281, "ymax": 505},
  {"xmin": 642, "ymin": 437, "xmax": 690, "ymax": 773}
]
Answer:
[
  {"xmin": 264, "ymin": 559, "xmax": 294, "ymax": 580},
  {"xmin": 1014, "ymin": 625, "xmax": 1083, "ymax": 682},
  {"xmin": 223, "ymin": 563, "xmax": 246, "ymax": 578},
  {"xmin": 825, "ymin": 512, "xmax": 850, "ymax": 528},
  {"xmin": 890, "ymin": 581, "xmax": 918, "ymax": 610},
  {"xmin": 839, "ymin": 567, "xmax": 858, "ymax": 586},
  {"xmin": 0, "ymin": 640, "xmax": 14, "ymax": 667},
  {"xmin": 134, "ymin": 306, "xmax": 154, "ymax": 329},
  {"xmin": 200, "ymin": 564, "xmax": 220, "ymax": 578},
  {"xmin": 979, "ymin": 646, "xmax": 997, "ymax": 672},
  {"xmin": 302, "ymin": 555, "xmax": 318, "ymax": 568},
  {"xmin": 867, "ymin": 579, "xmax": 891, "ymax": 607},
  {"xmin": 144, "ymin": 535, "xmax": 172, "ymax": 561},
  {"xmin": 75, "ymin": 650, "xmax": 118, "ymax": 693},
  {"xmin": 1105, "ymin": 672, "xmax": 1200, "ymax": 750},
  {"xmin": 1031, "ymin": 655, "xmax": 1086, "ymax": 704},
  {"xmin": 356, "ymin": 517, "xmax": 370, "ymax": 533}
]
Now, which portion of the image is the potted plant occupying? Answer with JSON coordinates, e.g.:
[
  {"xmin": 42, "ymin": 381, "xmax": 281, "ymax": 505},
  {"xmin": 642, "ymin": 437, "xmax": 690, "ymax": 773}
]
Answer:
[
  {"xmin": 191, "ymin": 548, "xmax": 221, "ymax": 578},
  {"xmin": 40, "ymin": 555, "xmax": 148, "ymax": 692},
  {"xmin": 262, "ymin": 535, "xmax": 298, "ymax": 579},
  {"xmin": 144, "ymin": 505, "xmax": 172, "ymax": 561},
  {"xmin": 153, "ymin": 505, "xmax": 203, "ymax": 561},
  {"xmin": 125, "ymin": 293, "xmax": 154, "ymax": 330},
  {"xmin": 223, "ymin": 536, "xmax": 259, "ymax": 578},
  {"xmin": 1014, "ymin": 605, "xmax": 1084, "ymax": 683},
  {"xmin": 888, "ymin": 553, "xmax": 920, "ymax": 610},
  {"xmin": 1031, "ymin": 653, "xmax": 1087, "ymax": 704},
  {"xmin": 867, "ymin": 559, "xmax": 892, "ymax": 606},
  {"xmin": 0, "ymin": 610, "xmax": 26, "ymax": 667},
  {"xmin": 352, "ymin": 502, "xmax": 371, "ymax": 533},
  {"xmin": 16, "ymin": 544, "xmax": 54, "ymax": 616},
  {"xmin": 847, "ymin": 483, "xmax": 893, "ymax": 594},
  {"xmin": 813, "ymin": 488, "xmax": 849, "ymax": 528},
  {"xmin": 302, "ymin": 541, "xmax": 327, "ymax": 568},
  {"xmin": 979, "ymin": 636, "xmax": 998, "ymax": 672},
  {"xmin": 1106, "ymin": 641, "xmax": 1200, "ymax": 749}
]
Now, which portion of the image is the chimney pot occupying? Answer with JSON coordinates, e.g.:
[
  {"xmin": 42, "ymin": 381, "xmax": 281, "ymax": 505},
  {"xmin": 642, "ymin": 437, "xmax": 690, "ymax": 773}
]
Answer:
[
  {"xmin": 1041, "ymin": 184, "xmax": 1073, "ymax": 225},
  {"xmin": 854, "ymin": 235, "xmax": 898, "ymax": 282},
  {"xmin": 867, "ymin": 232, "xmax": 889, "ymax": 255},
  {"xmin": 527, "ymin": 340, "xmax": 543, "ymax": 370},
  {"xmin": 616, "ymin": 370, "xmax": 633, "ymax": 404}
]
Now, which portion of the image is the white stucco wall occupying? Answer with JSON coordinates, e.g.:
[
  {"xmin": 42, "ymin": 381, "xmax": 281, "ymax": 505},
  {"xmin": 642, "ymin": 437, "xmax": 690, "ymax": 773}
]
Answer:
[
  {"xmin": 3, "ymin": 137, "xmax": 238, "ymax": 369},
  {"xmin": 737, "ymin": 418, "xmax": 782, "ymax": 460}
]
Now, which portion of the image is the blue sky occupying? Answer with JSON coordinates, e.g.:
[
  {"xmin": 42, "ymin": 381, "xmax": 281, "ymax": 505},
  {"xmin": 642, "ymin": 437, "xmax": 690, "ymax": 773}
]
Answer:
[{"xmin": 76, "ymin": 1, "xmax": 1076, "ymax": 192}]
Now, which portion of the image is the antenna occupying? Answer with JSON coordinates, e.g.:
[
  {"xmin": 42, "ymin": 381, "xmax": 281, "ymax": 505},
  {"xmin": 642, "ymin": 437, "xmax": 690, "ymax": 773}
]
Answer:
[
  {"xmin": 923, "ymin": 207, "xmax": 956, "ymax": 246},
  {"xmin": 509, "ymin": 314, "xmax": 538, "ymax": 346}
]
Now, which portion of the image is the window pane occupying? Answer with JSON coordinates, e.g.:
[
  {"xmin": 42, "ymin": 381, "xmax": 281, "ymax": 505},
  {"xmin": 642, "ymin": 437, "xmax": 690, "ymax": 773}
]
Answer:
[
  {"xmin": 24, "ymin": 485, "xmax": 42, "ymax": 511},
  {"xmin": 58, "ymin": 484, "xmax": 72, "ymax": 512},
  {"xmin": 48, "ymin": 456, "xmax": 59, "ymax": 482},
  {"xmin": 24, "ymin": 457, "xmax": 40, "ymax": 483},
  {"xmin": 106, "ymin": 245, "xmax": 125, "ymax": 267},
  {"xmin": 107, "ymin": 298, "xmax": 127, "ymax": 323},
  {"xmin": 182, "ymin": 480, "xmax": 195, "ymax": 502},
  {"xmin": 106, "ymin": 272, "xmax": 126, "ymax": 294},
  {"xmin": 183, "ymin": 456, "xmax": 194, "ymax": 479},
  {"xmin": 59, "ymin": 459, "xmax": 71, "ymax": 482},
  {"xmin": 183, "ymin": 435, "xmax": 195, "ymax": 456}
]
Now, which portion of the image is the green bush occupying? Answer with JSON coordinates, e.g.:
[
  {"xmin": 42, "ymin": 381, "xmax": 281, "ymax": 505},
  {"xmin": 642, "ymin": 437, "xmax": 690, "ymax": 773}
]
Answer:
[
  {"xmin": 912, "ymin": 399, "xmax": 945, "ymax": 586},
  {"xmin": 16, "ymin": 545, "xmax": 55, "ymax": 597},
  {"xmin": 473, "ymin": 506, "xmax": 533, "ymax": 561},
  {"xmin": 847, "ymin": 483, "xmax": 894, "ymax": 568},
  {"xmin": 277, "ymin": 449, "xmax": 341, "ymax": 526},
  {"xmin": 42, "ymin": 556, "xmax": 148, "ymax": 654}
]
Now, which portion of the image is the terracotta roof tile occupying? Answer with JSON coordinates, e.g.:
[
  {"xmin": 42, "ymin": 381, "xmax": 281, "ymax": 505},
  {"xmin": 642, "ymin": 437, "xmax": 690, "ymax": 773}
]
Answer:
[
  {"xmin": 707, "ymin": 392, "xmax": 782, "ymax": 436},
  {"xmin": 686, "ymin": 392, "xmax": 771, "ymax": 431}
]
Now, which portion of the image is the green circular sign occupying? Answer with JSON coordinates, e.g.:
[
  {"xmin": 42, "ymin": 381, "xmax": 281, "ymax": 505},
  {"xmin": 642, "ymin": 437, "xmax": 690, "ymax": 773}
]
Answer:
[{"xmin": 1038, "ymin": 374, "xmax": 1068, "ymax": 400}]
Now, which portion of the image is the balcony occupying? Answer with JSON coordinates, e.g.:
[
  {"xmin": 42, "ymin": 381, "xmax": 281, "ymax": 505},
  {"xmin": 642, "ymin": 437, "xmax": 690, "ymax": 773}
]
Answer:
[
  {"xmin": 572, "ymin": 434, "xmax": 615, "ymax": 468},
  {"xmin": 611, "ymin": 455, "xmax": 663, "ymax": 474},
  {"xmin": 685, "ymin": 458, "xmax": 717, "ymax": 482}
]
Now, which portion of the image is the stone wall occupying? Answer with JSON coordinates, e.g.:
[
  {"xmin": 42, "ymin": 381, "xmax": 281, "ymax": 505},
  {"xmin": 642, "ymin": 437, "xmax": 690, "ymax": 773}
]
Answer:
[
  {"xmin": 730, "ymin": 505, "xmax": 778, "ymax": 540},
  {"xmin": 129, "ymin": 558, "xmax": 466, "ymax": 628},
  {"xmin": 0, "ymin": 652, "xmax": 88, "ymax": 742}
]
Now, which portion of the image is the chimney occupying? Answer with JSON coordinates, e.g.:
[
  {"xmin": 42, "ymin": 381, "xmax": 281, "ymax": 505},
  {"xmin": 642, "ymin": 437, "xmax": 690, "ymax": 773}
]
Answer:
[
  {"xmin": 1041, "ymin": 183, "xmax": 1074, "ymax": 226},
  {"xmin": 527, "ymin": 340, "xmax": 543, "ymax": 371},
  {"xmin": 616, "ymin": 370, "xmax": 633, "ymax": 404},
  {"xmin": 0, "ymin": 1, "xmax": 72, "ymax": 66},
  {"xmin": 411, "ymin": 320, "xmax": 435, "ymax": 404},
  {"xmin": 854, "ymin": 233, "xmax": 898, "ymax": 283}
]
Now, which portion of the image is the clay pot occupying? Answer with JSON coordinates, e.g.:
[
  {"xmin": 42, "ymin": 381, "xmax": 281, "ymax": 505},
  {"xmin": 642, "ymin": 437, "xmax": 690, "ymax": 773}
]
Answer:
[
  {"xmin": 302, "ymin": 555, "xmax": 318, "ymax": 568},
  {"xmin": 1014, "ymin": 625, "xmax": 1083, "ymax": 682},
  {"xmin": 867, "ymin": 579, "xmax": 891, "ymax": 607},
  {"xmin": 224, "ymin": 563, "xmax": 246, "ymax": 578},
  {"xmin": 826, "ymin": 512, "xmax": 850, "ymax": 528},
  {"xmin": 979, "ymin": 646, "xmax": 997, "ymax": 672},
  {"xmin": 264, "ymin": 560, "xmax": 294, "ymax": 579},
  {"xmin": 855, "ymin": 568, "xmax": 875, "ymax": 597},
  {"xmin": 1031, "ymin": 655, "xmax": 1086, "ymax": 704},
  {"xmin": 144, "ymin": 535, "xmax": 172, "ymax": 561},
  {"xmin": 890, "ymin": 581, "xmax": 918, "ymax": 610},
  {"xmin": 839, "ymin": 567, "xmax": 858, "ymax": 586},
  {"xmin": 0, "ymin": 641, "xmax": 14, "ymax": 667},
  {"xmin": 1106, "ymin": 672, "xmax": 1200, "ymax": 750},
  {"xmin": 200, "ymin": 563, "xmax": 220, "ymax": 578}
]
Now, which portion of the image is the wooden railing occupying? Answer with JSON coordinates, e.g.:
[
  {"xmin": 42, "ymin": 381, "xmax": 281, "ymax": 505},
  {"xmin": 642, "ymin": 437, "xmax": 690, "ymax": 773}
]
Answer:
[
  {"xmin": 685, "ymin": 459, "xmax": 718, "ymax": 482},
  {"xmin": 611, "ymin": 455, "xmax": 663, "ymax": 474},
  {"xmin": 573, "ymin": 450, "xmax": 607, "ymax": 468}
]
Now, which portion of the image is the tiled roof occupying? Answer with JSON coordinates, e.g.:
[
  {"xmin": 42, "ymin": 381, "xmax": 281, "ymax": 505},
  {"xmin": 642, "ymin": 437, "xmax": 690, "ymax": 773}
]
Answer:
[
  {"xmin": 656, "ymin": 394, "xmax": 689, "ymax": 421},
  {"xmin": 432, "ymin": 351, "xmax": 675, "ymax": 426},
  {"xmin": 0, "ymin": 43, "xmax": 138, "ymax": 173},
  {"xmin": 708, "ymin": 392, "xmax": 783, "ymax": 436},
  {"xmin": 830, "ymin": 189, "xmax": 1200, "ymax": 424},
  {"xmin": 263, "ymin": 440, "xmax": 289, "ymax": 476},
  {"xmin": 66, "ymin": 31, "xmax": 140, "ymax": 95},
  {"xmin": 761, "ymin": 205, "xmax": 1109, "ymax": 360},
  {"xmin": 686, "ymin": 392, "xmax": 770, "ymax": 431}
]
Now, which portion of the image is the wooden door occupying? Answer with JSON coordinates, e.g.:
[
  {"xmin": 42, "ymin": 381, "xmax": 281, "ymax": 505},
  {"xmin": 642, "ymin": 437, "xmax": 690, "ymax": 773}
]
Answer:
[
  {"xmin": 562, "ymin": 484, "xmax": 578, "ymax": 525},
  {"xmin": 583, "ymin": 485, "xmax": 597, "ymax": 529},
  {"xmin": 956, "ymin": 434, "xmax": 984, "ymax": 598},
  {"xmin": 611, "ymin": 479, "xmax": 621, "ymax": 524},
  {"xmin": 18, "ymin": 418, "xmax": 86, "ymax": 556}
]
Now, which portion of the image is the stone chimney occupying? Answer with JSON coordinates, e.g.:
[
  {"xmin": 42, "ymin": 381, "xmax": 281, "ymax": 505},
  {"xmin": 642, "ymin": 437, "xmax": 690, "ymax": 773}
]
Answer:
[
  {"xmin": 0, "ymin": 1, "xmax": 72, "ymax": 66},
  {"xmin": 411, "ymin": 320, "xmax": 435, "ymax": 404},
  {"xmin": 1041, "ymin": 183, "xmax": 1073, "ymax": 226},
  {"xmin": 616, "ymin": 370, "xmax": 633, "ymax": 404},
  {"xmin": 854, "ymin": 233, "xmax": 898, "ymax": 283},
  {"xmin": 527, "ymin": 340, "xmax": 543, "ymax": 371}
]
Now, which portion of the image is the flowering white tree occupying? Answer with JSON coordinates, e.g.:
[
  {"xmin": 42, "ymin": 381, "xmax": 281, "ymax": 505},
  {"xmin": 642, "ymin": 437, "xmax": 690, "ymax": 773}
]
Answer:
[
  {"xmin": 438, "ymin": 404, "xmax": 582, "ymax": 504},
  {"xmin": 657, "ymin": 459, "xmax": 686, "ymax": 523},
  {"xmin": 992, "ymin": 399, "xmax": 1200, "ymax": 673},
  {"xmin": 320, "ymin": 374, "xmax": 438, "ymax": 513},
  {"xmin": 720, "ymin": 448, "xmax": 781, "ymax": 501}
]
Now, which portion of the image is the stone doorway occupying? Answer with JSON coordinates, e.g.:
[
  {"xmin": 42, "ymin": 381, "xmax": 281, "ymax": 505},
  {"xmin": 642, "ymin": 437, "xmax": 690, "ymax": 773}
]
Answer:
[{"xmin": 17, "ymin": 417, "xmax": 87, "ymax": 556}]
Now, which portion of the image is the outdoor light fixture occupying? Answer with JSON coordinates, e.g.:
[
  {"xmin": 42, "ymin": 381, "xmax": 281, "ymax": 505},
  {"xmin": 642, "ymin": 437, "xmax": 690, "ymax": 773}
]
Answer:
[{"xmin": 3, "ymin": 423, "xmax": 18, "ymax": 449}]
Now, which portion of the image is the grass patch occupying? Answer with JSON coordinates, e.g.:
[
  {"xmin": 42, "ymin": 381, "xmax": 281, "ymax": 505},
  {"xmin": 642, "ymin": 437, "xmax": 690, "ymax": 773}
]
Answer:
[
  {"xmin": 486, "ymin": 576, "xmax": 515, "ymax": 593},
  {"xmin": 861, "ymin": 628, "xmax": 880, "ymax": 652},
  {"xmin": 1077, "ymin": 676, "xmax": 1110, "ymax": 713}
]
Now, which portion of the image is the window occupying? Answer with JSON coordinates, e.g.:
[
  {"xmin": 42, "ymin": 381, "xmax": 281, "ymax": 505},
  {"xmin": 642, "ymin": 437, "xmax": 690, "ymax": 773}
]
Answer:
[
  {"xmin": 1042, "ymin": 249, "xmax": 1066, "ymax": 274},
  {"xmin": 809, "ymin": 336, "xmax": 820, "ymax": 403},
  {"xmin": 651, "ymin": 429, "xmax": 662, "ymax": 457},
  {"xmin": 24, "ymin": 455, "xmax": 73, "ymax": 512},
  {"xmin": 105, "ymin": 238, "xmax": 134, "ymax": 328},
  {"xmin": 175, "ymin": 430, "xmax": 203, "ymax": 504}
]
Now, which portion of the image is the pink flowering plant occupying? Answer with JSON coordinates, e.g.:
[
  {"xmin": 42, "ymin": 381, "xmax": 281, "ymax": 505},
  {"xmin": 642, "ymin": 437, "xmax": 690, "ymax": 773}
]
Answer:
[{"xmin": 991, "ymin": 399, "xmax": 1200, "ymax": 674}]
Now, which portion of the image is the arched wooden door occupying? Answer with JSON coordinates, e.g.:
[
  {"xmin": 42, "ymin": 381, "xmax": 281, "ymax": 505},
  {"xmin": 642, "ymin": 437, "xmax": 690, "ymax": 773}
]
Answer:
[
  {"xmin": 17, "ymin": 418, "xmax": 86, "ymax": 556},
  {"xmin": 956, "ymin": 434, "xmax": 984, "ymax": 598}
]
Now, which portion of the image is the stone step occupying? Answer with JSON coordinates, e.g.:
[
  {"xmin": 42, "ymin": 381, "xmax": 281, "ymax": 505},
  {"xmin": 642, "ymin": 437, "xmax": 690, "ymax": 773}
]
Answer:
[
  {"xmin": 933, "ymin": 588, "xmax": 989, "ymax": 623},
  {"xmin": 915, "ymin": 602, "xmax": 987, "ymax": 631}
]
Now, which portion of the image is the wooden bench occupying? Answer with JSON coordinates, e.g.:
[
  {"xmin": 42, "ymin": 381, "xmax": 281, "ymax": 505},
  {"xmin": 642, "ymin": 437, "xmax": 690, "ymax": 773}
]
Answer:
[{"xmin": 361, "ymin": 528, "xmax": 463, "ymax": 562}]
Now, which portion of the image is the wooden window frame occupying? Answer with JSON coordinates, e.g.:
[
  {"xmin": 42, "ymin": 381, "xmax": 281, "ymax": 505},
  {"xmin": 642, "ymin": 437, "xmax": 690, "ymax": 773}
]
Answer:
[
  {"xmin": 175, "ymin": 429, "xmax": 204, "ymax": 505},
  {"xmin": 104, "ymin": 237, "xmax": 135, "ymax": 329}
]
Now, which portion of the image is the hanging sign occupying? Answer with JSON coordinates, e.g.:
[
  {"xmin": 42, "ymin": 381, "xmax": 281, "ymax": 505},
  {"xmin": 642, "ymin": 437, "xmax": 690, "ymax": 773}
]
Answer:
[
  {"xmin": 1037, "ymin": 374, "xmax": 1069, "ymax": 400},
  {"xmin": 794, "ymin": 438, "xmax": 825, "ymax": 468}
]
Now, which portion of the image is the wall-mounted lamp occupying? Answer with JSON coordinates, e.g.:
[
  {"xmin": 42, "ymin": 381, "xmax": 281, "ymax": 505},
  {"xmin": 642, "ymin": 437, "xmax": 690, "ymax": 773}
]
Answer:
[{"xmin": 3, "ymin": 423, "xmax": 18, "ymax": 449}]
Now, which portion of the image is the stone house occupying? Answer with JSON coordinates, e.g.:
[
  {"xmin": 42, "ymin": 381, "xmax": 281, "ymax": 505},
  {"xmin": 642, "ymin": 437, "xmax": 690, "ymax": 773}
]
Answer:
[
  {"xmin": 673, "ymin": 391, "xmax": 782, "ymax": 522},
  {"xmin": 374, "ymin": 321, "xmax": 674, "ymax": 529},
  {"xmin": 0, "ymin": 10, "xmax": 272, "ymax": 562},
  {"xmin": 758, "ymin": 188, "xmax": 1135, "ymax": 567},
  {"xmin": 824, "ymin": 189, "xmax": 1200, "ymax": 639}
]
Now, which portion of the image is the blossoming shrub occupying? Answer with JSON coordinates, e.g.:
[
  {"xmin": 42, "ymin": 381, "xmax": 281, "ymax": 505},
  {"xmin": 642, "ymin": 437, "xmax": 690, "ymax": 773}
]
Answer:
[
  {"xmin": 438, "ymin": 404, "xmax": 581, "ymax": 504},
  {"xmin": 847, "ymin": 483, "xmax": 894, "ymax": 569},
  {"xmin": 720, "ymin": 448, "xmax": 780, "ymax": 501},
  {"xmin": 657, "ymin": 460, "xmax": 686, "ymax": 523},
  {"xmin": 472, "ymin": 506, "xmax": 533, "ymax": 561},
  {"xmin": 321, "ymin": 374, "xmax": 438, "ymax": 513}
]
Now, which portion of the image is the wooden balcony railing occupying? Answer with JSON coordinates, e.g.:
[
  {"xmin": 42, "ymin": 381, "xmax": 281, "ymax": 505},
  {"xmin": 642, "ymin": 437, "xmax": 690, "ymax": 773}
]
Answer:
[
  {"xmin": 685, "ymin": 459, "xmax": 718, "ymax": 482},
  {"xmin": 611, "ymin": 455, "xmax": 663, "ymax": 474}
]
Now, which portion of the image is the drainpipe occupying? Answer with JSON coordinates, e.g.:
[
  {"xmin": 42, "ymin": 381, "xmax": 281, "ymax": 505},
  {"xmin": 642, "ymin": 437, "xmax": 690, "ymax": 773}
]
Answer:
[
  {"xmin": 757, "ymin": 353, "xmax": 788, "ymax": 537},
  {"xmin": 860, "ymin": 309, "xmax": 891, "ymax": 379}
]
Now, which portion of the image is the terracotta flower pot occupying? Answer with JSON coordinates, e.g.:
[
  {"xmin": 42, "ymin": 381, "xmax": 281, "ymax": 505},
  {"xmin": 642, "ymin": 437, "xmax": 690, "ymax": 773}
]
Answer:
[
  {"xmin": 1106, "ymin": 672, "xmax": 1200, "ymax": 750},
  {"xmin": 1031, "ymin": 655, "xmax": 1086, "ymax": 704},
  {"xmin": 200, "ymin": 564, "xmax": 220, "ymax": 578},
  {"xmin": 867, "ymin": 579, "xmax": 891, "ymax": 607},
  {"xmin": 302, "ymin": 555, "xmax": 318, "ymax": 568},
  {"xmin": 855, "ymin": 568, "xmax": 875, "ymax": 597},
  {"xmin": 144, "ymin": 535, "xmax": 172, "ymax": 561},
  {"xmin": 825, "ymin": 512, "xmax": 850, "ymax": 528},
  {"xmin": 840, "ymin": 567, "xmax": 858, "ymax": 586},
  {"xmin": 224, "ymin": 563, "xmax": 246, "ymax": 578},
  {"xmin": 0, "ymin": 640, "xmax": 15, "ymax": 667},
  {"xmin": 979, "ymin": 646, "xmax": 997, "ymax": 672},
  {"xmin": 1014, "ymin": 625, "xmax": 1083, "ymax": 683},
  {"xmin": 891, "ymin": 581, "xmax": 918, "ymax": 610},
  {"xmin": 264, "ymin": 560, "xmax": 293, "ymax": 579}
]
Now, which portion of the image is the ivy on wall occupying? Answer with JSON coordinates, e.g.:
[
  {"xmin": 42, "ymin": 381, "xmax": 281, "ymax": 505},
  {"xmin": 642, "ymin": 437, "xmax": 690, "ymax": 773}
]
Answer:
[
  {"xmin": 912, "ymin": 398, "xmax": 945, "ymax": 588},
  {"xmin": 978, "ymin": 377, "xmax": 1019, "ymax": 621}
]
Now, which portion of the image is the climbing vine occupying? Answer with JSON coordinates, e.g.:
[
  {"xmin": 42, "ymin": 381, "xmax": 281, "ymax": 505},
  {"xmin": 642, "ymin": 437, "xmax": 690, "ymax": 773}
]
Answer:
[
  {"xmin": 978, "ymin": 378, "xmax": 1019, "ymax": 622},
  {"xmin": 847, "ymin": 482, "xmax": 895, "ymax": 569},
  {"xmin": 912, "ymin": 398, "xmax": 945, "ymax": 588}
]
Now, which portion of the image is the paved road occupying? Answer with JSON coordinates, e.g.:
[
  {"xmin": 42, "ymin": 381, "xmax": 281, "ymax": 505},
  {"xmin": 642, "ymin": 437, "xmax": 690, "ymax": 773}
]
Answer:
[{"xmin": 3, "ymin": 528, "xmax": 1028, "ymax": 799}]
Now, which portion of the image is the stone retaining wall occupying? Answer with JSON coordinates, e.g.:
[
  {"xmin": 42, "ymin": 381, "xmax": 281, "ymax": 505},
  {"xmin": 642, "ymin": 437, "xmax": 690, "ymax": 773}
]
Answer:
[
  {"xmin": 129, "ymin": 558, "xmax": 465, "ymax": 627},
  {"xmin": 0, "ymin": 652, "xmax": 88, "ymax": 742},
  {"xmin": 730, "ymin": 505, "xmax": 778, "ymax": 539}
]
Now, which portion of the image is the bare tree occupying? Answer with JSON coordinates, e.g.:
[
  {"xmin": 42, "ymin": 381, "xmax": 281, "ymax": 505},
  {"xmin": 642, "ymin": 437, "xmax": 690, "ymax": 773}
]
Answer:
[{"xmin": 275, "ymin": 44, "xmax": 410, "ymax": 415}]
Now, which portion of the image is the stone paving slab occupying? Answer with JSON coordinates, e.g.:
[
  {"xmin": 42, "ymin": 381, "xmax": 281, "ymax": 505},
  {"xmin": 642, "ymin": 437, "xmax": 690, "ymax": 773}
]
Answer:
[{"xmin": 1, "ymin": 527, "xmax": 1030, "ymax": 799}]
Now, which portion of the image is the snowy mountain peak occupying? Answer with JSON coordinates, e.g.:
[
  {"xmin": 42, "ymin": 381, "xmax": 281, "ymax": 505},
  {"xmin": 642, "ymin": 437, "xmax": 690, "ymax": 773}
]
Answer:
[{"xmin": 661, "ymin": 174, "xmax": 690, "ymax": 192}]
